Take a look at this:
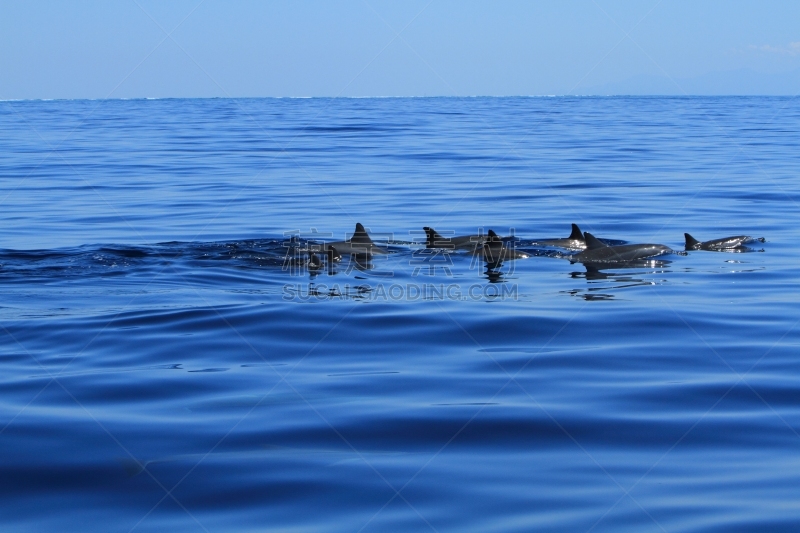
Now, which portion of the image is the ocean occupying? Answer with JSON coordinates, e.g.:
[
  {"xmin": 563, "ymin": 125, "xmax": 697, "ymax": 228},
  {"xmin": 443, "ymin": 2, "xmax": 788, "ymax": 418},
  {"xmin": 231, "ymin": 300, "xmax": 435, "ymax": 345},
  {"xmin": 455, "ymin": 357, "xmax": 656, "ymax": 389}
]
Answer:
[{"xmin": 1, "ymin": 96, "xmax": 798, "ymax": 532}]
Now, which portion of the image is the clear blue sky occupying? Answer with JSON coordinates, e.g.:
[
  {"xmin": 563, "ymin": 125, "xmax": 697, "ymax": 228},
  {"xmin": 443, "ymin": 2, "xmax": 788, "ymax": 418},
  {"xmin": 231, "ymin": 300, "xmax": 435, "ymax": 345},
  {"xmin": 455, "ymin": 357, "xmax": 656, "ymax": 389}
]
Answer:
[{"xmin": 1, "ymin": 0, "xmax": 799, "ymax": 98}]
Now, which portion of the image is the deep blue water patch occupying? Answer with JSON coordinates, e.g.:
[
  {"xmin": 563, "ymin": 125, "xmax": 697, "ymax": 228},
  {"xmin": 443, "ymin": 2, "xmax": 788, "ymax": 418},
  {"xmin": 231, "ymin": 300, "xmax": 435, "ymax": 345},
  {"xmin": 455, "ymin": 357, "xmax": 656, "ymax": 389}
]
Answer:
[{"xmin": 0, "ymin": 96, "xmax": 799, "ymax": 532}]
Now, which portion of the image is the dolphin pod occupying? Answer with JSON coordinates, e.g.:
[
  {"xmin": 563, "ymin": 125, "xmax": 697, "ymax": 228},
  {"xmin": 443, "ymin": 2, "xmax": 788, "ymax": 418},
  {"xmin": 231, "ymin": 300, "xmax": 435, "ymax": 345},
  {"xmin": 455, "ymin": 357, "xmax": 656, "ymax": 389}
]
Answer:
[
  {"xmin": 422, "ymin": 227, "xmax": 529, "ymax": 262},
  {"xmin": 304, "ymin": 222, "xmax": 764, "ymax": 267}
]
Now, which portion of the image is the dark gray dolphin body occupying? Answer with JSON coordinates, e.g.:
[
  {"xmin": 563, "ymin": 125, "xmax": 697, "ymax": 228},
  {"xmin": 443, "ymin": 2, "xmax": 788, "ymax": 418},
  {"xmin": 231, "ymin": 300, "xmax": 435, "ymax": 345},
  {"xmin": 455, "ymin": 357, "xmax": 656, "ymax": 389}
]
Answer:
[
  {"xmin": 324, "ymin": 223, "xmax": 388, "ymax": 256},
  {"xmin": 571, "ymin": 232, "xmax": 673, "ymax": 263},
  {"xmin": 423, "ymin": 227, "xmax": 484, "ymax": 251},
  {"xmin": 533, "ymin": 223, "xmax": 587, "ymax": 250},
  {"xmin": 308, "ymin": 253, "xmax": 323, "ymax": 270},
  {"xmin": 480, "ymin": 229, "xmax": 529, "ymax": 263},
  {"xmin": 306, "ymin": 245, "xmax": 340, "ymax": 276},
  {"xmin": 326, "ymin": 245, "xmax": 342, "ymax": 262},
  {"xmin": 684, "ymin": 233, "xmax": 765, "ymax": 251}
]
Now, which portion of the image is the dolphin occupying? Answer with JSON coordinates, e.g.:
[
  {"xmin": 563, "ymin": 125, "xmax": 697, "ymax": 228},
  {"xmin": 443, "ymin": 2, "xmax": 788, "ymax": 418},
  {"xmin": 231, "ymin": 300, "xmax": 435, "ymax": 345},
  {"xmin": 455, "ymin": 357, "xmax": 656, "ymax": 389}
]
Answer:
[
  {"xmin": 308, "ymin": 253, "xmax": 323, "ymax": 270},
  {"xmin": 423, "ymin": 227, "xmax": 484, "ymax": 251},
  {"xmin": 684, "ymin": 233, "xmax": 765, "ymax": 251},
  {"xmin": 571, "ymin": 232, "xmax": 673, "ymax": 263},
  {"xmin": 305, "ymin": 245, "xmax": 340, "ymax": 276},
  {"xmin": 480, "ymin": 229, "xmax": 530, "ymax": 263},
  {"xmin": 533, "ymin": 223, "xmax": 587, "ymax": 250},
  {"xmin": 324, "ymin": 223, "xmax": 388, "ymax": 256},
  {"xmin": 325, "ymin": 245, "xmax": 341, "ymax": 262}
]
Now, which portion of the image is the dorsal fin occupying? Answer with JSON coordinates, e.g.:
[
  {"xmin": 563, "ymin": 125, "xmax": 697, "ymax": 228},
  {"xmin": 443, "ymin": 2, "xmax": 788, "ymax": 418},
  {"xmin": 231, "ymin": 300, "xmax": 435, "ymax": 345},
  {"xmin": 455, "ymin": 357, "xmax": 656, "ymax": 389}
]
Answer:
[
  {"xmin": 583, "ymin": 232, "xmax": 607, "ymax": 250},
  {"xmin": 684, "ymin": 233, "xmax": 700, "ymax": 248},
  {"xmin": 350, "ymin": 222, "xmax": 374, "ymax": 245},
  {"xmin": 569, "ymin": 223, "xmax": 583, "ymax": 241},
  {"xmin": 423, "ymin": 226, "xmax": 447, "ymax": 248},
  {"xmin": 484, "ymin": 230, "xmax": 503, "ymax": 263}
]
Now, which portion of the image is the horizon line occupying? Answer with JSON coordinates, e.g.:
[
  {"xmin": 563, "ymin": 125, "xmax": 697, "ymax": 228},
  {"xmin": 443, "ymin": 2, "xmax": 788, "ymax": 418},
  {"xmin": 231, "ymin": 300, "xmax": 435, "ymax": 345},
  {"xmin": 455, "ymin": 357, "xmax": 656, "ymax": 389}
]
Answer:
[{"xmin": 3, "ymin": 94, "xmax": 799, "ymax": 103}]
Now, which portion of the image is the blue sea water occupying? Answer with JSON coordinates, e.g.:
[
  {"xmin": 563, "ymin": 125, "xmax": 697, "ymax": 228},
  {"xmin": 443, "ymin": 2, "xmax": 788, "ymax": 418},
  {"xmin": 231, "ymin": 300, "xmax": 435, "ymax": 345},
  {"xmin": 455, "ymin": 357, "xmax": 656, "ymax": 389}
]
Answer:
[{"xmin": 0, "ymin": 96, "xmax": 798, "ymax": 532}]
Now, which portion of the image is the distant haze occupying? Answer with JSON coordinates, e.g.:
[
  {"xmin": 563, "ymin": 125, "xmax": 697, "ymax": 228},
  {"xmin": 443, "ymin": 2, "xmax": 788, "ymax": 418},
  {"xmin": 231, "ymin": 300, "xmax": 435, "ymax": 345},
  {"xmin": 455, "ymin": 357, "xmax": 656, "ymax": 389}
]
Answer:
[{"xmin": 1, "ymin": 0, "xmax": 799, "ymax": 98}]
